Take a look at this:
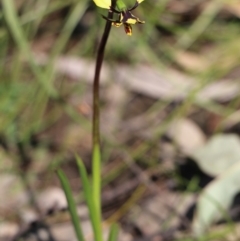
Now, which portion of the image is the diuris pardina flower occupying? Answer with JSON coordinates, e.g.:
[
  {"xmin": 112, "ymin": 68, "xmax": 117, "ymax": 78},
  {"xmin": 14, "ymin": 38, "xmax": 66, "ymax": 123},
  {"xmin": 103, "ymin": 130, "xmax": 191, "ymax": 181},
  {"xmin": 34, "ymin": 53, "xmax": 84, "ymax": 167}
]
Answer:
[{"xmin": 93, "ymin": 0, "xmax": 145, "ymax": 36}]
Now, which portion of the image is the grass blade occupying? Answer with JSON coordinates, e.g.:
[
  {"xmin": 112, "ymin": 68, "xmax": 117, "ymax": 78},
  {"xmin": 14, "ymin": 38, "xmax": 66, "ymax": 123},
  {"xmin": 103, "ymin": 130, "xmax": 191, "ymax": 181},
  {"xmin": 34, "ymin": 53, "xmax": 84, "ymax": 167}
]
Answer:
[
  {"xmin": 2, "ymin": 0, "xmax": 57, "ymax": 97},
  {"xmin": 107, "ymin": 224, "xmax": 119, "ymax": 241},
  {"xmin": 57, "ymin": 169, "xmax": 85, "ymax": 241}
]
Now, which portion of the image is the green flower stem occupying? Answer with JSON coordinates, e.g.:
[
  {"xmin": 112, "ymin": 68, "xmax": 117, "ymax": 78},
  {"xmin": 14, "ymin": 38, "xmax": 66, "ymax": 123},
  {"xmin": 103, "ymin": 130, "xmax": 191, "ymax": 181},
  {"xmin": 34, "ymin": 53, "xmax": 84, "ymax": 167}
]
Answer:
[{"xmin": 92, "ymin": 0, "xmax": 116, "ymax": 230}]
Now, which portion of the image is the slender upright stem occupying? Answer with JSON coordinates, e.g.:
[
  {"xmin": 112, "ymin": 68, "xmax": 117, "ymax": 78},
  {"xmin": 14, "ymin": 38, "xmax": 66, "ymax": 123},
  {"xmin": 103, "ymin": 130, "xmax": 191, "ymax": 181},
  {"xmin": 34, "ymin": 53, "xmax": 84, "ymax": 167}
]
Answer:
[
  {"xmin": 92, "ymin": 8, "xmax": 114, "ymax": 147},
  {"xmin": 92, "ymin": 1, "xmax": 116, "ymax": 237}
]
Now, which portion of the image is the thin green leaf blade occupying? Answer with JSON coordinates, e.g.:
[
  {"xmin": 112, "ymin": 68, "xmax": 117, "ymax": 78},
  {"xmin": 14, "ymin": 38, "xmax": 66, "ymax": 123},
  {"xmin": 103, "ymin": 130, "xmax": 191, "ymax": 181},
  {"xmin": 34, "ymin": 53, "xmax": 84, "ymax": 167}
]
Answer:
[
  {"xmin": 107, "ymin": 223, "xmax": 119, "ymax": 241},
  {"xmin": 2, "ymin": 0, "xmax": 27, "ymax": 53},
  {"xmin": 2, "ymin": 0, "xmax": 57, "ymax": 97},
  {"xmin": 57, "ymin": 169, "xmax": 85, "ymax": 241}
]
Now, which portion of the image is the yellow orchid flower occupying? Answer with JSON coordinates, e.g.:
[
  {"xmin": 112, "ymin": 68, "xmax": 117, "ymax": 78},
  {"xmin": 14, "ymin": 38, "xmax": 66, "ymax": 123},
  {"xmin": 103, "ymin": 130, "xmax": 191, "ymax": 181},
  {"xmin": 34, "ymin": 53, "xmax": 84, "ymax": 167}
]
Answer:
[{"xmin": 93, "ymin": 0, "xmax": 145, "ymax": 35}]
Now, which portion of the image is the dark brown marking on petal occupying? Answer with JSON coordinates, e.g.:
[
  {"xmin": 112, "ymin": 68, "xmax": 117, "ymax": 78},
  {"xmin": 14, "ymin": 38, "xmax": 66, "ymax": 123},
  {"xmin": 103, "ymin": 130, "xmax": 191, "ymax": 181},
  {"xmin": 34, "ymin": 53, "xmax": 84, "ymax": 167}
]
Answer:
[{"xmin": 124, "ymin": 23, "xmax": 132, "ymax": 35}]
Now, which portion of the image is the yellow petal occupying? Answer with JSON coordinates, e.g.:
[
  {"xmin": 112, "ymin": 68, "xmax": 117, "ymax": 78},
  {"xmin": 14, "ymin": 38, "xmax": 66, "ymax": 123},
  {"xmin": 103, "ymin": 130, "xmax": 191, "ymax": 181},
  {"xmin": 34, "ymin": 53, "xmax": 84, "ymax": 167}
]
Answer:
[
  {"xmin": 126, "ymin": 18, "xmax": 137, "ymax": 24},
  {"xmin": 93, "ymin": 0, "xmax": 111, "ymax": 9},
  {"xmin": 112, "ymin": 22, "xmax": 123, "ymax": 27},
  {"xmin": 137, "ymin": 0, "xmax": 145, "ymax": 3}
]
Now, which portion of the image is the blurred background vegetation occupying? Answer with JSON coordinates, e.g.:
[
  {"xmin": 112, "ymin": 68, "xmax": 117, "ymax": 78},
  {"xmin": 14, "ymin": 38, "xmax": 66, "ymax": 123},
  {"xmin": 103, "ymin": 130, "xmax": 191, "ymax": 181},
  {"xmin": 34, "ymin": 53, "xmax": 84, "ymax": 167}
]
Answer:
[{"xmin": 2, "ymin": 0, "xmax": 240, "ymax": 240}]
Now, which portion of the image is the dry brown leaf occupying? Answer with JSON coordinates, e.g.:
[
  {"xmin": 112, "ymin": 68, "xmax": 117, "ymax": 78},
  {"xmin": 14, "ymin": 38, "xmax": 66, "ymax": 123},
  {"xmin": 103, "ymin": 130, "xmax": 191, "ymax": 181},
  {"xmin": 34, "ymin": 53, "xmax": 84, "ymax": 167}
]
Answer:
[
  {"xmin": 174, "ymin": 51, "xmax": 209, "ymax": 72},
  {"xmin": 168, "ymin": 118, "xmax": 206, "ymax": 155},
  {"xmin": 35, "ymin": 55, "xmax": 240, "ymax": 102}
]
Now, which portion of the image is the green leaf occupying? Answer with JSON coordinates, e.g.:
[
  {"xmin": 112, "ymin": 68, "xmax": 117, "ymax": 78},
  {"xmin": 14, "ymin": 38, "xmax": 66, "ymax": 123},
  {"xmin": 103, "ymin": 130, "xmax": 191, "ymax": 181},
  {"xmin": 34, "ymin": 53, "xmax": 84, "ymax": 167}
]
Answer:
[
  {"xmin": 193, "ymin": 162, "xmax": 240, "ymax": 236},
  {"xmin": 107, "ymin": 223, "xmax": 119, "ymax": 241},
  {"xmin": 76, "ymin": 155, "xmax": 103, "ymax": 241},
  {"xmin": 57, "ymin": 169, "xmax": 85, "ymax": 241}
]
